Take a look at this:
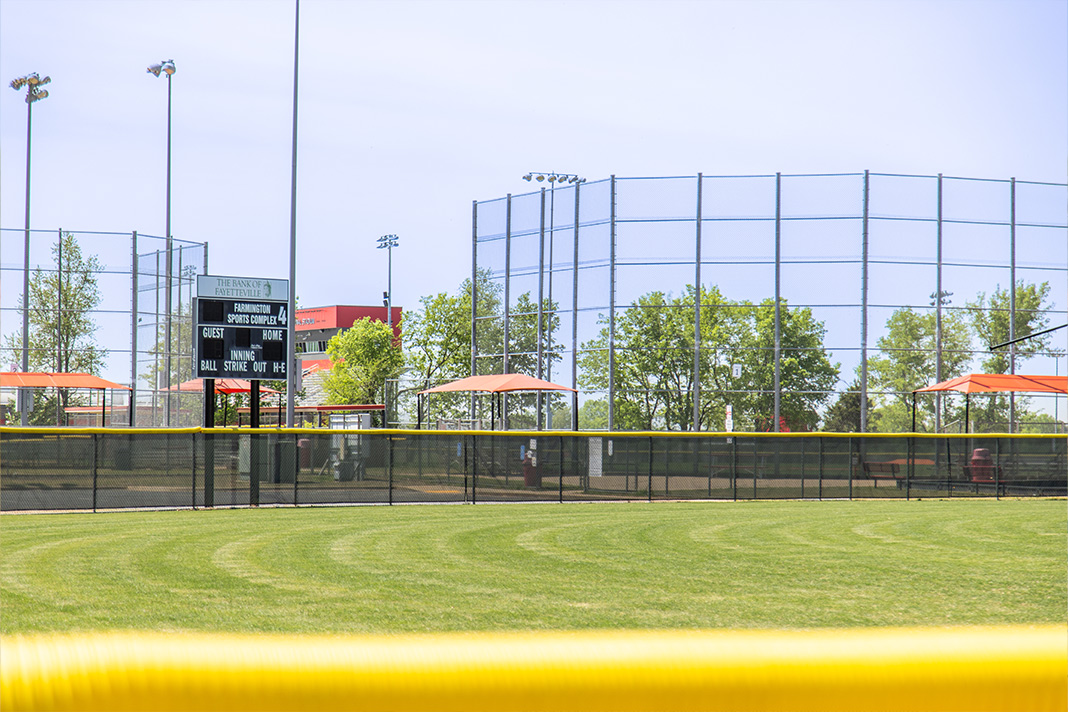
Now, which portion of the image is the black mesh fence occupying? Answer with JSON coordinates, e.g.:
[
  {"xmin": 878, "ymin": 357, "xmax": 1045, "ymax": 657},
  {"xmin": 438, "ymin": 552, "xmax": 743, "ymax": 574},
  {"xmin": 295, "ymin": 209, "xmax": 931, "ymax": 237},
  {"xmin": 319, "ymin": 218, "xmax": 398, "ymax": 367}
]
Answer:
[{"xmin": 2, "ymin": 429, "xmax": 1064, "ymax": 512}]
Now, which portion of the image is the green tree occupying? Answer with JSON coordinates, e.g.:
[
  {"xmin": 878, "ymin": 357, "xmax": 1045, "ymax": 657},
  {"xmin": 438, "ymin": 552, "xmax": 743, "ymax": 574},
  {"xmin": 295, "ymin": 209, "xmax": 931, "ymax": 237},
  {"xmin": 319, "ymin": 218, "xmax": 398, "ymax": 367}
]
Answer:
[
  {"xmin": 969, "ymin": 281, "xmax": 1059, "ymax": 372},
  {"xmin": 577, "ymin": 399, "xmax": 609, "ymax": 429},
  {"xmin": 731, "ymin": 299, "xmax": 840, "ymax": 431},
  {"xmin": 579, "ymin": 289, "xmax": 698, "ymax": 430},
  {"xmin": 401, "ymin": 282, "xmax": 476, "ymax": 424},
  {"xmin": 506, "ymin": 291, "xmax": 562, "ymax": 379},
  {"xmin": 140, "ymin": 298, "xmax": 193, "ymax": 389},
  {"xmin": 4, "ymin": 232, "xmax": 107, "ymax": 425},
  {"xmin": 823, "ymin": 378, "xmax": 862, "ymax": 432},
  {"xmin": 578, "ymin": 287, "xmax": 837, "ymax": 431},
  {"xmin": 966, "ymin": 281, "xmax": 1063, "ymax": 430},
  {"xmin": 322, "ymin": 318, "xmax": 404, "ymax": 406},
  {"xmin": 867, "ymin": 305, "xmax": 972, "ymax": 432},
  {"xmin": 399, "ymin": 270, "xmax": 509, "ymax": 424},
  {"xmin": 471, "ymin": 269, "xmax": 505, "ymax": 375}
]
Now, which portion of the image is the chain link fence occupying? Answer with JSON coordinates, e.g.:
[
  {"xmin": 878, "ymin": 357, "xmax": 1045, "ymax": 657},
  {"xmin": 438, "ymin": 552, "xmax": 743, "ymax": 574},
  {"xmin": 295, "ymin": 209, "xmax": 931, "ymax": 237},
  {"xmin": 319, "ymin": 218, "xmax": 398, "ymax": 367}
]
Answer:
[
  {"xmin": 2, "ymin": 428, "xmax": 1064, "ymax": 512},
  {"xmin": 1, "ymin": 228, "xmax": 207, "ymax": 427}
]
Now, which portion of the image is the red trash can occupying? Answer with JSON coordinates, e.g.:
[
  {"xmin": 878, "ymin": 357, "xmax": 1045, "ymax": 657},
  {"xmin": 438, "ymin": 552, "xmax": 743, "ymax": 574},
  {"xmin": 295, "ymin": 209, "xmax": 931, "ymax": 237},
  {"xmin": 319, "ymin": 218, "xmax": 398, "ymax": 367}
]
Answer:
[
  {"xmin": 522, "ymin": 452, "xmax": 541, "ymax": 488},
  {"xmin": 969, "ymin": 448, "xmax": 995, "ymax": 482}
]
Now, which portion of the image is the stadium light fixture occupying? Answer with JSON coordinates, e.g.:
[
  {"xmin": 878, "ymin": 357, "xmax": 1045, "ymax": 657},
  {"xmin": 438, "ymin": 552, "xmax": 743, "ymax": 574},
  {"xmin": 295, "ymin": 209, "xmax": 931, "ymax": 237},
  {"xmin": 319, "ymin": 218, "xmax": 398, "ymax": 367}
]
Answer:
[
  {"xmin": 146, "ymin": 60, "xmax": 176, "ymax": 77},
  {"xmin": 148, "ymin": 59, "xmax": 177, "ymax": 425},
  {"xmin": 10, "ymin": 72, "xmax": 52, "ymax": 425}
]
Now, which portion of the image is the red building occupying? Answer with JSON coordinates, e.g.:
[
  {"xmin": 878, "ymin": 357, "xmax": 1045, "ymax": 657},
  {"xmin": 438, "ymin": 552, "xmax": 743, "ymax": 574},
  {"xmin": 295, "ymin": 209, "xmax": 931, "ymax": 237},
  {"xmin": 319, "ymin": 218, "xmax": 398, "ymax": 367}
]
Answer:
[
  {"xmin": 295, "ymin": 305, "xmax": 402, "ymax": 409},
  {"xmin": 295, "ymin": 304, "xmax": 401, "ymax": 372}
]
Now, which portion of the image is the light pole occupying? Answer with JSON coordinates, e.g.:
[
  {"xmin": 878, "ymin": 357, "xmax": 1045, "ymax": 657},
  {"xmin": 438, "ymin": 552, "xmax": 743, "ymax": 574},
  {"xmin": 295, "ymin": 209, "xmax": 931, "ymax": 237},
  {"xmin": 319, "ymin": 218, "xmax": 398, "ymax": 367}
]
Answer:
[
  {"xmin": 286, "ymin": 0, "xmax": 301, "ymax": 427},
  {"xmin": 522, "ymin": 172, "xmax": 584, "ymax": 428},
  {"xmin": 10, "ymin": 72, "xmax": 50, "ymax": 426},
  {"xmin": 148, "ymin": 59, "xmax": 176, "ymax": 426},
  {"xmin": 377, "ymin": 234, "xmax": 399, "ymax": 328},
  {"xmin": 378, "ymin": 234, "xmax": 399, "ymax": 426}
]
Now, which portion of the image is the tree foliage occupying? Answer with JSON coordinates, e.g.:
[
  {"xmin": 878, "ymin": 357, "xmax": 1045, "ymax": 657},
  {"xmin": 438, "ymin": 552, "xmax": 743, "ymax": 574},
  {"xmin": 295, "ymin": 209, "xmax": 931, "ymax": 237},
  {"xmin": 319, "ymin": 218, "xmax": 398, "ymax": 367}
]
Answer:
[
  {"xmin": 823, "ymin": 378, "xmax": 862, "ymax": 432},
  {"xmin": 965, "ymin": 281, "xmax": 1062, "ymax": 430},
  {"xmin": 401, "ymin": 270, "xmax": 563, "ymax": 426},
  {"xmin": 3, "ymin": 232, "xmax": 107, "ymax": 425},
  {"xmin": 579, "ymin": 286, "xmax": 839, "ymax": 431},
  {"xmin": 866, "ymin": 305, "xmax": 972, "ymax": 432},
  {"xmin": 866, "ymin": 281, "xmax": 1060, "ymax": 432},
  {"xmin": 322, "ymin": 318, "xmax": 403, "ymax": 406},
  {"xmin": 968, "ymin": 281, "xmax": 1059, "ymax": 372},
  {"xmin": 733, "ymin": 298, "xmax": 840, "ymax": 431}
]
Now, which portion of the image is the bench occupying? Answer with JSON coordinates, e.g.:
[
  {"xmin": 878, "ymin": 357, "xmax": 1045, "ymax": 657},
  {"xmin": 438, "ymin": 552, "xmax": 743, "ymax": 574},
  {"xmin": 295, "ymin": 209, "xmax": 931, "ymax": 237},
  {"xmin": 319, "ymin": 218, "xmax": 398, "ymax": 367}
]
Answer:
[{"xmin": 862, "ymin": 461, "xmax": 903, "ymax": 488}]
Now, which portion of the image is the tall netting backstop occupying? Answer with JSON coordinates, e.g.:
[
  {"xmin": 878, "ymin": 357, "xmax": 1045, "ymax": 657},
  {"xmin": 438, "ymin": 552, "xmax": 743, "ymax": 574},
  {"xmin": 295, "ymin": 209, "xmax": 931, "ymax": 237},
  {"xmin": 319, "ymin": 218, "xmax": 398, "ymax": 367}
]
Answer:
[
  {"xmin": 0, "ymin": 228, "xmax": 207, "ymax": 427},
  {"xmin": 472, "ymin": 172, "xmax": 1067, "ymax": 433}
]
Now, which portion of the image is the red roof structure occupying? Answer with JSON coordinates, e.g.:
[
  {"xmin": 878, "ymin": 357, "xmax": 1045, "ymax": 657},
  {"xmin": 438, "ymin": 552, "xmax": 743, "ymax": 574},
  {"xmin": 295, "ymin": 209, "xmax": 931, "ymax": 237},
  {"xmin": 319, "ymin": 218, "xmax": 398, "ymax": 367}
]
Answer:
[
  {"xmin": 911, "ymin": 373, "xmax": 1067, "ymax": 433},
  {"xmin": 166, "ymin": 378, "xmax": 281, "ymax": 395},
  {"xmin": 0, "ymin": 372, "xmax": 130, "ymax": 390},
  {"xmin": 419, "ymin": 373, "xmax": 576, "ymax": 395},
  {"xmin": 915, "ymin": 374, "xmax": 1068, "ymax": 395}
]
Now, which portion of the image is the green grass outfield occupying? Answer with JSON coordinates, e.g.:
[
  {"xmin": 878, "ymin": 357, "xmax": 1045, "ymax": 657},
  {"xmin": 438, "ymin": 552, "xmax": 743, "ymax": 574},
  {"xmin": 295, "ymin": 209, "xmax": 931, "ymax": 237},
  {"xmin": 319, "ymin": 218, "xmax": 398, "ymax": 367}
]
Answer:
[{"xmin": 1, "ymin": 500, "xmax": 1064, "ymax": 635}]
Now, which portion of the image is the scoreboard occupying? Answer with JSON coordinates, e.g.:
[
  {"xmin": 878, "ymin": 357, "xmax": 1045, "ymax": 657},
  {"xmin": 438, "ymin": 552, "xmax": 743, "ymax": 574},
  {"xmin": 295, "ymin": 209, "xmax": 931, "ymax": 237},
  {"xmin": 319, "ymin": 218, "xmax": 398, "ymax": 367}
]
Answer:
[{"xmin": 195, "ymin": 276, "xmax": 289, "ymax": 380}]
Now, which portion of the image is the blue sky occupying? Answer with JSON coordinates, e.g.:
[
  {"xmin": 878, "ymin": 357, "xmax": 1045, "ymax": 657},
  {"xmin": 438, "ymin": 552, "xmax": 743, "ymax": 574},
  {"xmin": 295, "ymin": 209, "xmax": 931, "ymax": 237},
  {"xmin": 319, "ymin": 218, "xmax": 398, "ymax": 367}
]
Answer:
[{"xmin": 2, "ymin": 0, "xmax": 1066, "ymax": 327}]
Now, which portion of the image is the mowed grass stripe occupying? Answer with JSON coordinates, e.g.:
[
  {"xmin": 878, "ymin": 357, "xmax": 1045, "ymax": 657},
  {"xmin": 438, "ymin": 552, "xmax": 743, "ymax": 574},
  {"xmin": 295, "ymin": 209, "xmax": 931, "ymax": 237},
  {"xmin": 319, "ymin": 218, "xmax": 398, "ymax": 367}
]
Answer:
[{"xmin": 1, "ymin": 500, "xmax": 1064, "ymax": 634}]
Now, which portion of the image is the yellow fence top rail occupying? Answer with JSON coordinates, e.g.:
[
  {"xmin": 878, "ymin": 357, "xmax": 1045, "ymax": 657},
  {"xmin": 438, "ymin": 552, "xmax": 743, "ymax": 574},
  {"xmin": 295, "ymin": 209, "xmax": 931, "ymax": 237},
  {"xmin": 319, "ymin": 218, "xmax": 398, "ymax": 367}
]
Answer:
[
  {"xmin": 2, "ymin": 625, "xmax": 1065, "ymax": 712},
  {"xmin": 1, "ymin": 426, "xmax": 1064, "ymax": 439}
]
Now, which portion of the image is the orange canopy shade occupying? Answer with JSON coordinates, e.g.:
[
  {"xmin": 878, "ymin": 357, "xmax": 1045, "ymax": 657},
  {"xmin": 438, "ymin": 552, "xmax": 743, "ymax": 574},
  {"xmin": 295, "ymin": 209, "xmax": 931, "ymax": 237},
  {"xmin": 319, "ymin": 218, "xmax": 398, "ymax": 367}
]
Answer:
[
  {"xmin": 167, "ymin": 378, "xmax": 281, "ymax": 395},
  {"xmin": 420, "ymin": 374, "xmax": 577, "ymax": 395},
  {"xmin": 0, "ymin": 372, "xmax": 131, "ymax": 390},
  {"xmin": 915, "ymin": 373, "xmax": 1068, "ymax": 395}
]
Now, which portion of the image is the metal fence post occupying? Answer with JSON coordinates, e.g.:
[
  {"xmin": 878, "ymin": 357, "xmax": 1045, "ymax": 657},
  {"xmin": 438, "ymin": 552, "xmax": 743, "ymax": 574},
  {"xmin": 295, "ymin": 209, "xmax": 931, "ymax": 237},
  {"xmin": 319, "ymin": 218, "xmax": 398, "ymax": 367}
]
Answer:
[
  {"xmin": 537, "ymin": 188, "xmax": 546, "ymax": 429},
  {"xmin": 731, "ymin": 436, "xmax": 738, "ymax": 501},
  {"xmin": 647, "ymin": 436, "xmax": 653, "ymax": 502},
  {"xmin": 994, "ymin": 437, "xmax": 1001, "ymax": 501},
  {"xmin": 860, "ymin": 170, "xmax": 870, "ymax": 432},
  {"xmin": 1009, "ymin": 177, "xmax": 1017, "ymax": 432},
  {"xmin": 773, "ymin": 173, "xmax": 782, "ymax": 432},
  {"xmin": 463, "ymin": 431, "xmax": 472, "ymax": 503},
  {"xmin": 571, "ymin": 183, "xmax": 580, "ymax": 431},
  {"xmin": 693, "ymin": 173, "xmax": 703, "ymax": 431},
  {"xmin": 131, "ymin": 231, "xmax": 138, "ymax": 427},
  {"xmin": 191, "ymin": 431, "xmax": 197, "ymax": 509},
  {"xmin": 558, "ymin": 435, "xmax": 564, "ymax": 503},
  {"xmin": 91, "ymin": 433, "xmax": 98, "ymax": 513},
  {"xmin": 818, "ymin": 436, "xmax": 824, "ymax": 501},
  {"xmin": 502, "ymin": 194, "xmax": 512, "ymax": 429},
  {"xmin": 906, "ymin": 437, "xmax": 912, "ymax": 501},
  {"xmin": 293, "ymin": 431, "xmax": 299, "ymax": 506},
  {"xmin": 205, "ymin": 431, "xmax": 215, "ymax": 508},
  {"xmin": 608, "ymin": 176, "xmax": 617, "ymax": 431},
  {"xmin": 752, "ymin": 437, "xmax": 758, "ymax": 500},
  {"xmin": 935, "ymin": 174, "xmax": 944, "ymax": 432},
  {"xmin": 250, "ymin": 433, "xmax": 260, "ymax": 507},
  {"xmin": 706, "ymin": 438, "xmax": 712, "ymax": 498},
  {"xmin": 387, "ymin": 434, "xmax": 394, "ymax": 506},
  {"xmin": 471, "ymin": 200, "xmax": 478, "ymax": 420},
  {"xmin": 848, "ymin": 437, "xmax": 853, "ymax": 500}
]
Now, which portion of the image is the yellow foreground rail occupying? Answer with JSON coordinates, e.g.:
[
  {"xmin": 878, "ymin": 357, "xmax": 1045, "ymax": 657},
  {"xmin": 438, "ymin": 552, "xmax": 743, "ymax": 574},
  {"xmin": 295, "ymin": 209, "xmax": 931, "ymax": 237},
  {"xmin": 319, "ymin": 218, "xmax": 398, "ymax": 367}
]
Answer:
[{"xmin": 2, "ymin": 626, "xmax": 1066, "ymax": 712}]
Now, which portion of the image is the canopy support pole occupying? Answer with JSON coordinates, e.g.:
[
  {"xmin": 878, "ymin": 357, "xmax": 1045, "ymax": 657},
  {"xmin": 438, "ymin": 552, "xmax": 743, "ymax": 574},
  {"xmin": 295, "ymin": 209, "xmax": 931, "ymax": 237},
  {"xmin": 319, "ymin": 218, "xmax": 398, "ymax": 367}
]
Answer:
[
  {"xmin": 911, "ymin": 392, "xmax": 917, "ymax": 432},
  {"xmin": 964, "ymin": 394, "xmax": 970, "ymax": 435}
]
